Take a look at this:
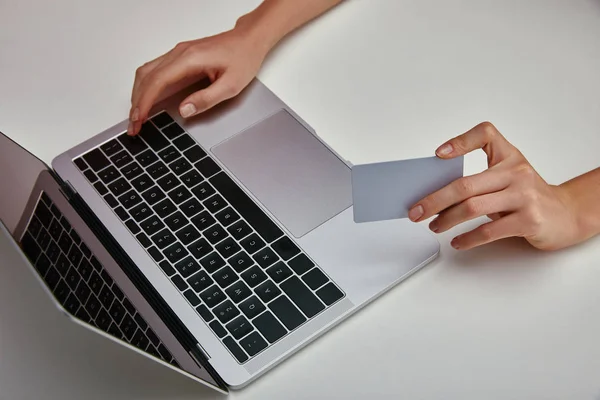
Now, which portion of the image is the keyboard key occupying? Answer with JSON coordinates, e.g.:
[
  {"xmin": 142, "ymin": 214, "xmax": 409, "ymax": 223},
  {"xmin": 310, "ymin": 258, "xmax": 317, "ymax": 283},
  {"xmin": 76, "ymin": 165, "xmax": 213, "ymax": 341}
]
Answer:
[
  {"xmin": 27, "ymin": 216, "xmax": 42, "ymax": 238},
  {"xmin": 268, "ymin": 295, "xmax": 306, "ymax": 330},
  {"xmin": 94, "ymin": 181, "xmax": 109, "ymax": 195},
  {"xmin": 114, "ymin": 206, "xmax": 129, "ymax": 221},
  {"xmin": 139, "ymin": 122, "xmax": 169, "ymax": 151},
  {"xmin": 223, "ymin": 336, "xmax": 248, "ymax": 363},
  {"xmin": 253, "ymin": 247, "xmax": 279, "ymax": 269},
  {"xmin": 46, "ymin": 240, "xmax": 61, "ymax": 263},
  {"xmin": 83, "ymin": 149, "xmax": 110, "ymax": 171},
  {"xmin": 158, "ymin": 146, "xmax": 180, "ymax": 164},
  {"xmin": 215, "ymin": 207, "xmax": 240, "ymax": 227},
  {"xmin": 131, "ymin": 173, "xmax": 154, "ymax": 193},
  {"xmin": 99, "ymin": 285, "xmax": 116, "ymax": 309},
  {"xmin": 214, "ymin": 300, "xmax": 240, "ymax": 324},
  {"xmin": 165, "ymin": 211, "xmax": 187, "ymax": 232},
  {"xmin": 174, "ymin": 256, "xmax": 200, "ymax": 278},
  {"xmin": 183, "ymin": 289, "xmax": 201, "ymax": 306},
  {"xmin": 118, "ymin": 190, "xmax": 142, "ymax": 209},
  {"xmin": 180, "ymin": 198, "xmax": 203, "ymax": 217},
  {"xmin": 229, "ymin": 251, "xmax": 253, "ymax": 273},
  {"xmin": 240, "ymin": 233, "xmax": 265, "ymax": 254},
  {"xmin": 55, "ymin": 254, "xmax": 71, "ymax": 276},
  {"xmin": 123, "ymin": 298, "xmax": 136, "ymax": 315},
  {"xmin": 161, "ymin": 121, "xmax": 184, "ymax": 139},
  {"xmin": 171, "ymin": 275, "xmax": 188, "ymax": 291},
  {"xmin": 253, "ymin": 311, "xmax": 287, "ymax": 343},
  {"xmin": 213, "ymin": 266, "xmax": 238, "ymax": 289},
  {"xmin": 173, "ymin": 134, "xmax": 195, "ymax": 151},
  {"xmin": 80, "ymin": 242, "xmax": 92, "ymax": 259},
  {"xmin": 37, "ymin": 229, "xmax": 52, "ymax": 251},
  {"xmin": 200, "ymin": 285, "xmax": 226, "ymax": 308},
  {"xmin": 280, "ymin": 276, "xmax": 324, "ymax": 318},
  {"xmin": 120, "ymin": 314, "xmax": 137, "ymax": 340},
  {"xmin": 112, "ymin": 285, "xmax": 124, "ymax": 301},
  {"xmin": 228, "ymin": 220, "xmax": 252, "ymax": 241},
  {"xmin": 104, "ymin": 193, "xmax": 119, "ymax": 208},
  {"xmin": 69, "ymin": 230, "xmax": 81, "ymax": 246},
  {"xmin": 67, "ymin": 246, "xmax": 83, "ymax": 267},
  {"xmin": 95, "ymin": 309, "xmax": 112, "ymax": 331},
  {"xmin": 140, "ymin": 216, "xmax": 164, "ymax": 236},
  {"xmin": 164, "ymin": 242, "xmax": 188, "ymax": 263},
  {"xmin": 188, "ymin": 238, "xmax": 212, "ymax": 260},
  {"xmin": 272, "ymin": 237, "xmax": 301, "ymax": 261},
  {"xmin": 65, "ymin": 266, "xmax": 82, "ymax": 291},
  {"xmin": 77, "ymin": 258, "xmax": 93, "ymax": 281},
  {"xmin": 41, "ymin": 192, "xmax": 52, "ymax": 206},
  {"xmin": 146, "ymin": 160, "xmax": 169, "ymax": 179},
  {"xmin": 35, "ymin": 202, "xmax": 53, "ymax": 227},
  {"xmin": 148, "ymin": 246, "xmax": 164, "ymax": 262},
  {"xmin": 84, "ymin": 169, "xmax": 98, "ymax": 183},
  {"xmin": 196, "ymin": 304, "xmax": 214, "ymax": 322},
  {"xmin": 288, "ymin": 254, "xmax": 314, "ymax": 276},
  {"xmin": 74, "ymin": 158, "xmax": 88, "ymax": 171},
  {"xmin": 76, "ymin": 308, "xmax": 92, "ymax": 324},
  {"xmin": 146, "ymin": 328, "xmax": 161, "ymax": 347},
  {"xmin": 89, "ymin": 271, "xmax": 103, "ymax": 294},
  {"xmin": 107, "ymin": 323, "xmax": 123, "ymax": 340},
  {"xmin": 225, "ymin": 281, "xmax": 251, "ymax": 304},
  {"xmin": 203, "ymin": 224, "xmax": 227, "ymax": 245},
  {"xmin": 134, "ymin": 313, "xmax": 148, "ymax": 331},
  {"xmin": 255, "ymin": 280, "xmax": 281, "ymax": 303},
  {"xmin": 240, "ymin": 331, "xmax": 268, "ymax": 356},
  {"xmin": 158, "ymin": 260, "xmax": 176, "ymax": 276},
  {"xmin": 151, "ymin": 228, "xmax": 176, "ymax": 249},
  {"xmin": 176, "ymin": 224, "xmax": 200, "ymax": 245},
  {"xmin": 168, "ymin": 185, "xmax": 192, "ymax": 205},
  {"xmin": 183, "ymin": 145, "xmax": 206, "ymax": 163},
  {"xmin": 196, "ymin": 157, "xmax": 221, "ymax": 178},
  {"xmin": 118, "ymin": 133, "xmax": 148, "ymax": 156},
  {"xmin": 203, "ymin": 194, "xmax": 226, "ymax": 213},
  {"xmin": 146, "ymin": 345, "xmax": 160, "ymax": 358},
  {"xmin": 302, "ymin": 268, "xmax": 329, "ymax": 290},
  {"xmin": 191, "ymin": 211, "xmax": 215, "ymax": 231},
  {"xmin": 210, "ymin": 320, "xmax": 227, "ymax": 338},
  {"xmin": 109, "ymin": 301, "xmax": 125, "ymax": 324},
  {"xmin": 136, "ymin": 232, "xmax": 152, "ymax": 248},
  {"xmin": 187, "ymin": 270, "xmax": 213, "ymax": 293},
  {"xmin": 216, "ymin": 237, "xmax": 241, "ymax": 259},
  {"xmin": 191, "ymin": 181, "xmax": 215, "ymax": 201},
  {"xmin": 239, "ymin": 296, "xmax": 266, "ymax": 320},
  {"xmin": 136, "ymin": 149, "xmax": 158, "ymax": 168},
  {"xmin": 153, "ymin": 198, "xmax": 176, "ymax": 217},
  {"xmin": 266, "ymin": 262, "xmax": 293, "ymax": 284},
  {"xmin": 131, "ymin": 329, "xmax": 150, "ymax": 350},
  {"xmin": 151, "ymin": 112, "xmax": 174, "ymax": 129},
  {"xmin": 169, "ymin": 157, "xmax": 193, "ymax": 176},
  {"xmin": 21, "ymin": 232, "xmax": 41, "ymax": 264},
  {"xmin": 85, "ymin": 294, "xmax": 102, "ymax": 319},
  {"xmin": 74, "ymin": 280, "xmax": 91, "ymax": 304},
  {"xmin": 226, "ymin": 315, "xmax": 252, "ymax": 340},
  {"xmin": 130, "ymin": 203, "xmax": 153, "ymax": 222},
  {"xmin": 111, "ymin": 150, "xmax": 133, "ymax": 168},
  {"xmin": 200, "ymin": 251, "xmax": 225, "ymax": 273},
  {"xmin": 316, "ymin": 283, "xmax": 344, "ymax": 306},
  {"xmin": 210, "ymin": 172, "xmax": 283, "ymax": 243},
  {"xmin": 101, "ymin": 139, "xmax": 123, "ymax": 157},
  {"xmin": 157, "ymin": 173, "xmax": 180, "ymax": 192},
  {"xmin": 180, "ymin": 169, "xmax": 203, "ymax": 189},
  {"xmin": 241, "ymin": 265, "xmax": 267, "ymax": 288},
  {"xmin": 107, "ymin": 178, "xmax": 132, "ymax": 197},
  {"xmin": 34, "ymin": 253, "xmax": 51, "ymax": 276},
  {"xmin": 44, "ymin": 267, "xmax": 61, "ymax": 291},
  {"xmin": 121, "ymin": 162, "xmax": 143, "ymax": 180}
]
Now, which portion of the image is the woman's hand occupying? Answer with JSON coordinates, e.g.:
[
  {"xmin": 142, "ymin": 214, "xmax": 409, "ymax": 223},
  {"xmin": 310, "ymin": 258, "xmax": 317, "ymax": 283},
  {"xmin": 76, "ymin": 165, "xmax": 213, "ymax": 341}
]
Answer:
[{"xmin": 408, "ymin": 122, "xmax": 585, "ymax": 251}]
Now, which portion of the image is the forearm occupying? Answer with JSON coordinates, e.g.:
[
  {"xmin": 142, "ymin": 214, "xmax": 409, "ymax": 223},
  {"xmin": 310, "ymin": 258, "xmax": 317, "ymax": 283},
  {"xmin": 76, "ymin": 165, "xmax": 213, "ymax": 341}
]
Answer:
[
  {"xmin": 559, "ymin": 167, "xmax": 600, "ymax": 242},
  {"xmin": 235, "ymin": 0, "xmax": 343, "ymax": 53}
]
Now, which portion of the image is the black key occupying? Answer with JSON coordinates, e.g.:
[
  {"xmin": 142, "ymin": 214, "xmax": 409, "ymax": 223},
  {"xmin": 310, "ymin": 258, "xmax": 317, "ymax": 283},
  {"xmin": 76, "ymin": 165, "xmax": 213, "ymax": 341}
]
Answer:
[
  {"xmin": 187, "ymin": 270, "xmax": 213, "ymax": 293},
  {"xmin": 50, "ymin": 204, "xmax": 61, "ymax": 218},
  {"xmin": 89, "ymin": 271, "xmax": 103, "ymax": 294},
  {"xmin": 118, "ymin": 133, "xmax": 148, "ymax": 156},
  {"xmin": 215, "ymin": 207, "xmax": 240, "ymax": 227},
  {"xmin": 136, "ymin": 149, "xmax": 158, "ymax": 167},
  {"xmin": 121, "ymin": 162, "xmax": 143, "ymax": 180},
  {"xmin": 272, "ymin": 237, "xmax": 301, "ymax": 261},
  {"xmin": 200, "ymin": 285, "xmax": 225, "ymax": 308},
  {"xmin": 165, "ymin": 211, "xmax": 187, "ymax": 232},
  {"xmin": 281, "ymin": 276, "xmax": 325, "ymax": 318},
  {"xmin": 180, "ymin": 170, "xmax": 203, "ymax": 189},
  {"xmin": 123, "ymin": 298, "xmax": 136, "ymax": 315},
  {"xmin": 41, "ymin": 192, "xmax": 52, "ymax": 206},
  {"xmin": 151, "ymin": 112, "xmax": 174, "ymax": 129},
  {"xmin": 55, "ymin": 254, "xmax": 71, "ymax": 276},
  {"xmin": 131, "ymin": 173, "xmax": 153, "ymax": 193},
  {"xmin": 253, "ymin": 311, "xmax": 287, "ymax": 344},
  {"xmin": 37, "ymin": 229, "xmax": 52, "ymax": 251},
  {"xmin": 65, "ymin": 267, "xmax": 82, "ymax": 291},
  {"xmin": 152, "ymin": 198, "xmax": 176, "ymax": 217},
  {"xmin": 83, "ymin": 149, "xmax": 110, "ymax": 171},
  {"xmin": 253, "ymin": 247, "xmax": 279, "ymax": 269},
  {"xmin": 77, "ymin": 258, "xmax": 94, "ymax": 281},
  {"xmin": 240, "ymin": 332, "xmax": 268, "ymax": 356},
  {"xmin": 67, "ymin": 246, "xmax": 83, "ymax": 268},
  {"xmin": 130, "ymin": 203, "xmax": 153, "ymax": 223},
  {"xmin": 241, "ymin": 265, "xmax": 267, "ymax": 288},
  {"xmin": 148, "ymin": 246, "xmax": 164, "ymax": 262},
  {"xmin": 226, "ymin": 315, "xmax": 252, "ymax": 340},
  {"xmin": 163, "ymin": 242, "xmax": 188, "ymax": 263},
  {"xmin": 113, "ymin": 285, "xmax": 125, "ymax": 301},
  {"xmin": 44, "ymin": 267, "xmax": 61, "ymax": 291},
  {"xmin": 302, "ymin": 268, "xmax": 329, "ymax": 290},
  {"xmin": 109, "ymin": 301, "xmax": 125, "ymax": 324},
  {"xmin": 95, "ymin": 309, "xmax": 112, "ymax": 331},
  {"xmin": 151, "ymin": 228, "xmax": 176, "ymax": 249},
  {"xmin": 229, "ymin": 251, "xmax": 253, "ymax": 273},
  {"xmin": 161, "ymin": 121, "xmax": 184, "ymax": 139},
  {"xmin": 288, "ymin": 254, "xmax": 314, "ymax": 276},
  {"xmin": 176, "ymin": 224, "xmax": 200, "ymax": 245},
  {"xmin": 216, "ymin": 238, "xmax": 241, "ymax": 259},
  {"xmin": 27, "ymin": 216, "xmax": 42, "ymax": 238},
  {"xmin": 80, "ymin": 242, "xmax": 92, "ymax": 259},
  {"xmin": 203, "ymin": 224, "xmax": 227, "ymax": 245},
  {"xmin": 183, "ymin": 289, "xmax": 201, "ymax": 306},
  {"xmin": 266, "ymin": 262, "xmax": 292, "ymax": 284},
  {"xmin": 94, "ymin": 181, "xmax": 109, "ymax": 196},
  {"xmin": 46, "ymin": 240, "xmax": 61, "ymax": 263},
  {"xmin": 200, "ymin": 251, "xmax": 225, "ymax": 274},
  {"xmin": 114, "ymin": 206, "xmax": 129, "ymax": 221},
  {"xmin": 255, "ymin": 280, "xmax": 281, "ymax": 303},
  {"xmin": 210, "ymin": 320, "xmax": 227, "ymax": 338},
  {"xmin": 110, "ymin": 150, "xmax": 133, "ymax": 168},
  {"xmin": 171, "ymin": 275, "xmax": 188, "ymax": 291},
  {"xmin": 54, "ymin": 279, "xmax": 71, "ymax": 304},
  {"xmin": 213, "ymin": 266, "xmax": 238, "ymax": 289},
  {"xmin": 239, "ymin": 296, "xmax": 265, "ymax": 319},
  {"xmin": 173, "ymin": 134, "xmax": 195, "ymax": 151},
  {"xmin": 223, "ymin": 336, "xmax": 248, "ymax": 363},
  {"xmin": 147, "ymin": 328, "xmax": 160, "ymax": 346},
  {"xmin": 188, "ymin": 238, "xmax": 212, "ymax": 260},
  {"xmin": 107, "ymin": 178, "xmax": 132, "ymax": 197},
  {"xmin": 174, "ymin": 256, "xmax": 200, "ymax": 278},
  {"xmin": 158, "ymin": 146, "xmax": 180, "ymax": 164},
  {"xmin": 146, "ymin": 345, "xmax": 160, "ymax": 358},
  {"xmin": 74, "ymin": 158, "xmax": 88, "ymax": 171},
  {"xmin": 228, "ymin": 220, "xmax": 252, "ymax": 241},
  {"xmin": 169, "ymin": 157, "xmax": 193, "ymax": 176},
  {"xmin": 139, "ymin": 122, "xmax": 169, "ymax": 151},
  {"xmin": 191, "ymin": 181, "xmax": 215, "ymax": 201},
  {"xmin": 158, "ymin": 343, "xmax": 172, "ymax": 360},
  {"xmin": 268, "ymin": 295, "xmax": 306, "ymax": 331},
  {"xmin": 69, "ymin": 230, "xmax": 81, "ymax": 246},
  {"xmin": 76, "ymin": 308, "xmax": 92, "ymax": 324},
  {"xmin": 158, "ymin": 260, "xmax": 176, "ymax": 277},
  {"xmin": 203, "ymin": 194, "xmax": 226, "ymax": 213},
  {"xmin": 191, "ymin": 211, "xmax": 215, "ymax": 231},
  {"xmin": 100, "ymin": 139, "xmax": 123, "ymax": 157},
  {"xmin": 196, "ymin": 157, "xmax": 221, "ymax": 178},
  {"xmin": 240, "ymin": 233, "xmax": 266, "ymax": 255},
  {"xmin": 85, "ymin": 294, "xmax": 102, "ymax": 319},
  {"xmin": 108, "ymin": 323, "xmax": 123, "ymax": 340},
  {"xmin": 21, "ymin": 232, "xmax": 41, "ymax": 264},
  {"xmin": 316, "ymin": 283, "xmax": 344, "ymax": 306},
  {"xmin": 157, "ymin": 173, "xmax": 180, "ymax": 192},
  {"xmin": 99, "ymin": 285, "xmax": 116, "ymax": 309},
  {"xmin": 211, "ymin": 172, "xmax": 283, "ymax": 243},
  {"xmin": 183, "ymin": 145, "xmax": 206, "ymax": 163},
  {"xmin": 147, "ymin": 161, "xmax": 169, "ymax": 179},
  {"xmin": 180, "ymin": 198, "xmax": 203, "ymax": 218},
  {"xmin": 120, "ymin": 314, "xmax": 137, "ymax": 340},
  {"xmin": 226, "ymin": 281, "xmax": 251, "ymax": 304},
  {"xmin": 102, "ymin": 269, "xmax": 114, "ymax": 286},
  {"xmin": 35, "ymin": 202, "xmax": 53, "ymax": 227},
  {"xmin": 118, "ymin": 189, "xmax": 142, "ymax": 209},
  {"xmin": 214, "ymin": 300, "xmax": 240, "ymax": 324},
  {"xmin": 168, "ymin": 186, "xmax": 192, "ymax": 205},
  {"xmin": 131, "ymin": 329, "xmax": 150, "ymax": 350},
  {"xmin": 84, "ymin": 169, "xmax": 98, "ymax": 183},
  {"xmin": 34, "ymin": 253, "xmax": 51, "ymax": 276},
  {"xmin": 104, "ymin": 193, "xmax": 119, "ymax": 208},
  {"xmin": 134, "ymin": 313, "xmax": 148, "ymax": 331},
  {"xmin": 74, "ymin": 280, "xmax": 91, "ymax": 304},
  {"xmin": 136, "ymin": 232, "xmax": 152, "ymax": 248},
  {"xmin": 140, "ymin": 216, "xmax": 164, "ymax": 236}
]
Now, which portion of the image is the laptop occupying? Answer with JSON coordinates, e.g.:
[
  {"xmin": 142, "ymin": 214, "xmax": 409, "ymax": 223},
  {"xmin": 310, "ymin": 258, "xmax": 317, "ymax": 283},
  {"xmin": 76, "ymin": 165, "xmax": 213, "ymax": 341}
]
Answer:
[{"xmin": 0, "ymin": 78, "xmax": 439, "ymax": 392}]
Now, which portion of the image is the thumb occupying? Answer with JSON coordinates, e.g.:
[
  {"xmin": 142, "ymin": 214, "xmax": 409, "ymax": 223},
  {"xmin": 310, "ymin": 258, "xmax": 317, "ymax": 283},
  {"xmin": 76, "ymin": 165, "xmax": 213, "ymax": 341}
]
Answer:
[{"xmin": 179, "ymin": 74, "xmax": 243, "ymax": 118}]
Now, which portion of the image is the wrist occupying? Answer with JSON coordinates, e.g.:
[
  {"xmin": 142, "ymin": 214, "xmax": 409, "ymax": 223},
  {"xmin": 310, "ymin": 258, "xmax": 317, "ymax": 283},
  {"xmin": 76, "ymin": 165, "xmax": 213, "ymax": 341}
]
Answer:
[
  {"xmin": 555, "ymin": 183, "xmax": 599, "ymax": 243},
  {"xmin": 233, "ymin": 9, "xmax": 285, "ymax": 58}
]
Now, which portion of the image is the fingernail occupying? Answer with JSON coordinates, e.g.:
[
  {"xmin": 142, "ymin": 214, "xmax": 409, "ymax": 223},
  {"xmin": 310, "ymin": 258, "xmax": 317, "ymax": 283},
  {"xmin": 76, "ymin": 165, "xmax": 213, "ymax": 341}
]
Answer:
[
  {"xmin": 127, "ymin": 121, "xmax": 134, "ymax": 136},
  {"xmin": 131, "ymin": 108, "xmax": 139, "ymax": 122},
  {"xmin": 408, "ymin": 205, "xmax": 424, "ymax": 221},
  {"xmin": 180, "ymin": 103, "xmax": 197, "ymax": 118},
  {"xmin": 429, "ymin": 219, "xmax": 439, "ymax": 233},
  {"xmin": 436, "ymin": 143, "xmax": 453, "ymax": 156},
  {"xmin": 451, "ymin": 237, "xmax": 460, "ymax": 249}
]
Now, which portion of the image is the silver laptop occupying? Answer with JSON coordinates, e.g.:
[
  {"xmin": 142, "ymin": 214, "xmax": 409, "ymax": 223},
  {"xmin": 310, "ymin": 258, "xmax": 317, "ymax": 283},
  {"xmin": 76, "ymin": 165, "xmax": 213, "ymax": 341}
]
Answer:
[{"xmin": 0, "ymin": 78, "xmax": 439, "ymax": 392}]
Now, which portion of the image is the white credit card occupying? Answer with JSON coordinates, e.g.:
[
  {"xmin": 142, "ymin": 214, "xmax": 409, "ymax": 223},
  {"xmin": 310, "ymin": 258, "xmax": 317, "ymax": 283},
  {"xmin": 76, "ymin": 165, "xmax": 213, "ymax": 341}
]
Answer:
[{"xmin": 351, "ymin": 156, "xmax": 464, "ymax": 223}]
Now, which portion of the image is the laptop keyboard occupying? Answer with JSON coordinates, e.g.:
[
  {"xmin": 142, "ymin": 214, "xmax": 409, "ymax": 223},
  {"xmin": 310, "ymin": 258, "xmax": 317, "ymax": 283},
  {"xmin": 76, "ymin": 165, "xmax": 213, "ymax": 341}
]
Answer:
[
  {"xmin": 20, "ymin": 192, "xmax": 179, "ymax": 368},
  {"xmin": 73, "ymin": 111, "xmax": 345, "ymax": 363}
]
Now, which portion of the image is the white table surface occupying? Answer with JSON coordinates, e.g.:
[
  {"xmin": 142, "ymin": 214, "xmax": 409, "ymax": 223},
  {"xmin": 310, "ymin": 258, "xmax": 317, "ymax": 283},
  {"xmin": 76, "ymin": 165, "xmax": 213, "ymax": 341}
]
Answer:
[{"xmin": 1, "ymin": 1, "xmax": 600, "ymax": 399}]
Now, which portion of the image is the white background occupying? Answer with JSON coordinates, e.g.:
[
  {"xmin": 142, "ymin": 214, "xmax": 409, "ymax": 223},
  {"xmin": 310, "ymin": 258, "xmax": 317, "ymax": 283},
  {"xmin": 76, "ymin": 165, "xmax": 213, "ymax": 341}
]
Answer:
[{"xmin": 1, "ymin": 1, "xmax": 600, "ymax": 399}]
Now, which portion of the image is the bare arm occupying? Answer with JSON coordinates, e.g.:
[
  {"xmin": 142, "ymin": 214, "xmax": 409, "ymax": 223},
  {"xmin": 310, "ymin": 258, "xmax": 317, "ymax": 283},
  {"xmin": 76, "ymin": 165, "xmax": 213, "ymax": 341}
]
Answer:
[{"xmin": 559, "ymin": 167, "xmax": 600, "ymax": 243}]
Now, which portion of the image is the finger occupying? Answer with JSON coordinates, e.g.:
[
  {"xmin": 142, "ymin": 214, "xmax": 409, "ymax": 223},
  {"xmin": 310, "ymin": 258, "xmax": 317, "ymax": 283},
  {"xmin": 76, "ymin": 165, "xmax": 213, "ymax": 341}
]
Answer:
[
  {"xmin": 429, "ymin": 190, "xmax": 521, "ymax": 233},
  {"xmin": 409, "ymin": 166, "xmax": 511, "ymax": 222},
  {"xmin": 450, "ymin": 214, "xmax": 523, "ymax": 250},
  {"xmin": 178, "ymin": 73, "xmax": 243, "ymax": 117}
]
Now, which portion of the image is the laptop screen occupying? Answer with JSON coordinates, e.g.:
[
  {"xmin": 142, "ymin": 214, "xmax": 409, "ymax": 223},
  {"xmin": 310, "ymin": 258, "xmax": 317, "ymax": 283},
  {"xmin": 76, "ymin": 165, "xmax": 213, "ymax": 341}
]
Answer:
[{"xmin": 0, "ymin": 132, "xmax": 48, "ymax": 235}]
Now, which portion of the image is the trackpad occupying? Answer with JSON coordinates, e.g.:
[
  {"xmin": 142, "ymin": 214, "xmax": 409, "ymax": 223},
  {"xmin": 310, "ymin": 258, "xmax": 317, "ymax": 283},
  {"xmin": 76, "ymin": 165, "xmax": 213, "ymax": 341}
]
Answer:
[{"xmin": 212, "ymin": 110, "xmax": 352, "ymax": 238}]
